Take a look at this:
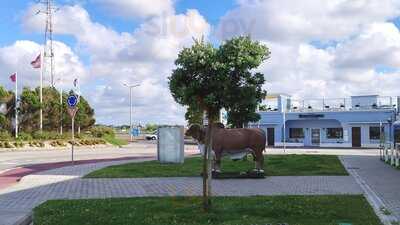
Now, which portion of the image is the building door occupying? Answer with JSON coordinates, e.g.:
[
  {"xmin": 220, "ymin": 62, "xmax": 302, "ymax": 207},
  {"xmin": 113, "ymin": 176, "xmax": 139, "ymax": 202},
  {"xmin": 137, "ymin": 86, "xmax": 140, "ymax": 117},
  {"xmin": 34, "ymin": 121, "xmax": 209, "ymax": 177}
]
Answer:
[
  {"xmin": 311, "ymin": 129, "xmax": 320, "ymax": 146},
  {"xmin": 352, "ymin": 127, "xmax": 361, "ymax": 147},
  {"xmin": 267, "ymin": 128, "xmax": 275, "ymax": 146}
]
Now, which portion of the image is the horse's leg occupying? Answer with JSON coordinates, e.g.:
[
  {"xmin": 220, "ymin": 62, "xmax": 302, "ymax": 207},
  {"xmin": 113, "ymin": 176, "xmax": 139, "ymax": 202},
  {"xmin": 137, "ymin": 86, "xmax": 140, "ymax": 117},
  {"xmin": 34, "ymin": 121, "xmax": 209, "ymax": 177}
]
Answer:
[
  {"xmin": 254, "ymin": 149, "xmax": 265, "ymax": 173},
  {"xmin": 213, "ymin": 151, "xmax": 222, "ymax": 173}
]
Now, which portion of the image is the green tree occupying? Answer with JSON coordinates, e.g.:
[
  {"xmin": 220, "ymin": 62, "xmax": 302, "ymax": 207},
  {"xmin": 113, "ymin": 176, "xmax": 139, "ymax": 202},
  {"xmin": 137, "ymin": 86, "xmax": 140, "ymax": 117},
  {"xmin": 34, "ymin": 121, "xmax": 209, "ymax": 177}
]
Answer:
[
  {"xmin": 19, "ymin": 87, "xmax": 41, "ymax": 132},
  {"xmin": 185, "ymin": 106, "xmax": 203, "ymax": 125},
  {"xmin": 169, "ymin": 38, "xmax": 224, "ymax": 122},
  {"xmin": 218, "ymin": 36, "xmax": 269, "ymax": 128},
  {"xmin": 169, "ymin": 36, "xmax": 269, "ymax": 210},
  {"xmin": 0, "ymin": 86, "xmax": 12, "ymax": 131},
  {"xmin": 0, "ymin": 85, "xmax": 96, "ymax": 135},
  {"xmin": 75, "ymin": 95, "xmax": 96, "ymax": 131},
  {"xmin": 143, "ymin": 124, "xmax": 158, "ymax": 133},
  {"xmin": 169, "ymin": 38, "xmax": 226, "ymax": 211}
]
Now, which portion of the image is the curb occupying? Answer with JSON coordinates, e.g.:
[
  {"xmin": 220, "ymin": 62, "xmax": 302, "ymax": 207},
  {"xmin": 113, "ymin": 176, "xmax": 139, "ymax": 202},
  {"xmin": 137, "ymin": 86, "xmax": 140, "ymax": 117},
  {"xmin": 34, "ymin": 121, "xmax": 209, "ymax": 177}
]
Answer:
[{"xmin": 13, "ymin": 212, "xmax": 32, "ymax": 225}]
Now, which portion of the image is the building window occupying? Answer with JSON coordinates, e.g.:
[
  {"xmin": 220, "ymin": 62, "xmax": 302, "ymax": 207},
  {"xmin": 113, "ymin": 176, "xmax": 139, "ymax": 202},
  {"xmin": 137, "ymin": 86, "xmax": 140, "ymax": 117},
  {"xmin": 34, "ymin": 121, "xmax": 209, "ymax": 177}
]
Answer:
[
  {"xmin": 369, "ymin": 126, "xmax": 382, "ymax": 140},
  {"xmin": 289, "ymin": 128, "xmax": 304, "ymax": 138},
  {"xmin": 327, "ymin": 128, "xmax": 343, "ymax": 139}
]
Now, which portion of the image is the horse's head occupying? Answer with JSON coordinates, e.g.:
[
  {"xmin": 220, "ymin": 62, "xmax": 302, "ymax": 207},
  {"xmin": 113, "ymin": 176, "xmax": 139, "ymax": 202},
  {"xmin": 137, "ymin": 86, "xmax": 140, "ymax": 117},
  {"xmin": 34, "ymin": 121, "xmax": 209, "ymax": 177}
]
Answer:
[{"xmin": 185, "ymin": 124, "xmax": 205, "ymax": 143}]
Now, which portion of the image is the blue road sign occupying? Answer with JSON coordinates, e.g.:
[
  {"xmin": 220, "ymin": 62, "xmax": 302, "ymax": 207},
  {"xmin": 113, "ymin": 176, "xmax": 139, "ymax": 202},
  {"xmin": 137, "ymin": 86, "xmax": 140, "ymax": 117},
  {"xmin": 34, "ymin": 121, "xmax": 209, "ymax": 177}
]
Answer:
[{"xmin": 67, "ymin": 95, "xmax": 78, "ymax": 108}]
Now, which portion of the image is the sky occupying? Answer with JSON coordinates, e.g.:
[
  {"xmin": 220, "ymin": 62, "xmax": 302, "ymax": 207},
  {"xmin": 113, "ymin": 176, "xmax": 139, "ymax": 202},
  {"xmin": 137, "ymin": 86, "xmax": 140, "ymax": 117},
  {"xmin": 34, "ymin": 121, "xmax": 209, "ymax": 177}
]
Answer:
[{"xmin": 0, "ymin": 0, "xmax": 400, "ymax": 126}]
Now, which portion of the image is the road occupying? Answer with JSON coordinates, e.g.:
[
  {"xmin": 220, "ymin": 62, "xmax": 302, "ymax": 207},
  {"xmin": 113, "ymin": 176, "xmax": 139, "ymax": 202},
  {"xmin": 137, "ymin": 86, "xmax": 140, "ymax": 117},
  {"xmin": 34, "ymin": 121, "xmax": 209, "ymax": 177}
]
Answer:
[
  {"xmin": 0, "ymin": 140, "xmax": 379, "ymax": 173},
  {"xmin": 0, "ymin": 141, "xmax": 198, "ymax": 172}
]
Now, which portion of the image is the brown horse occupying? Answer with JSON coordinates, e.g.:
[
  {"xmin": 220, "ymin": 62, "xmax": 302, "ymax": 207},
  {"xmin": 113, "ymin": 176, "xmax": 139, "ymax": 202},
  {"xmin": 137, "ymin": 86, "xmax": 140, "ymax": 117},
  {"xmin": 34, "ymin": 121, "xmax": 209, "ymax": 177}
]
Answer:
[{"xmin": 186, "ymin": 123, "xmax": 266, "ymax": 173}]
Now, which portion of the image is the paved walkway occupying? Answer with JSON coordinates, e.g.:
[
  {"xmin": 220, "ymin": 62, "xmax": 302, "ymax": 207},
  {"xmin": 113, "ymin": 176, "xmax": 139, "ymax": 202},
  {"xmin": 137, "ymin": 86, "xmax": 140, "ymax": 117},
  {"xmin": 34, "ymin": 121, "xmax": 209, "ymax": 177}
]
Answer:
[
  {"xmin": 0, "ymin": 156, "xmax": 155, "ymax": 190},
  {"xmin": 1, "ymin": 151, "xmax": 399, "ymax": 225},
  {"xmin": 340, "ymin": 155, "xmax": 400, "ymax": 222},
  {"xmin": 0, "ymin": 156, "xmax": 362, "ymax": 225}
]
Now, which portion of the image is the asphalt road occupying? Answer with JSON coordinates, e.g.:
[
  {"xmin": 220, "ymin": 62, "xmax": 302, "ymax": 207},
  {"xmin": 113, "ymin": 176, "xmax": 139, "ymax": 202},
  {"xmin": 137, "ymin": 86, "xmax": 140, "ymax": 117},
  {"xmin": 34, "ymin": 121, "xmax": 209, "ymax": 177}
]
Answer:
[{"xmin": 0, "ymin": 142, "xmax": 159, "ymax": 172}]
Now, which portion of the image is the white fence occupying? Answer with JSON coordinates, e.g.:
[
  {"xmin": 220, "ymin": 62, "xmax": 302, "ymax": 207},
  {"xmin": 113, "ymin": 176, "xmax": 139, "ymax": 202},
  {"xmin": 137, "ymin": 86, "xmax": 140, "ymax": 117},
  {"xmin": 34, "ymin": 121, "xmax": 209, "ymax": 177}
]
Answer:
[{"xmin": 380, "ymin": 143, "xmax": 400, "ymax": 167}]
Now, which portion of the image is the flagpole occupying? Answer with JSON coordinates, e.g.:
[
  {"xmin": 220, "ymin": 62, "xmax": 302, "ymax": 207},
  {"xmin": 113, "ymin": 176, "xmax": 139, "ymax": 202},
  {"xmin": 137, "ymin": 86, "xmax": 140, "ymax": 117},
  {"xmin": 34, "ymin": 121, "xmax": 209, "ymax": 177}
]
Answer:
[
  {"xmin": 40, "ymin": 49, "xmax": 44, "ymax": 132},
  {"xmin": 15, "ymin": 72, "xmax": 18, "ymax": 139}
]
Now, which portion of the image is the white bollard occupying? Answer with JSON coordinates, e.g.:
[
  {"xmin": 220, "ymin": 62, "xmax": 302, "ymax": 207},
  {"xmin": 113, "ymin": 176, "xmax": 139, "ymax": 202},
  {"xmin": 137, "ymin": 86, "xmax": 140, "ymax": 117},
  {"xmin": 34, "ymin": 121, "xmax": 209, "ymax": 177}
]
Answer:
[
  {"xmin": 385, "ymin": 147, "xmax": 389, "ymax": 162},
  {"xmin": 391, "ymin": 148, "xmax": 395, "ymax": 166}
]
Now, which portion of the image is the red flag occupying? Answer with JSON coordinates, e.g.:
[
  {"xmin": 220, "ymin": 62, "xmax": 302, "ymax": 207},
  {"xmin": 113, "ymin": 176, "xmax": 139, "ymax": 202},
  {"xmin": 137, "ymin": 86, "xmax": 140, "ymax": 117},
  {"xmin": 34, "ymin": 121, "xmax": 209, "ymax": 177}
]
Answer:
[
  {"xmin": 31, "ymin": 54, "xmax": 41, "ymax": 69},
  {"xmin": 9, "ymin": 73, "xmax": 16, "ymax": 83}
]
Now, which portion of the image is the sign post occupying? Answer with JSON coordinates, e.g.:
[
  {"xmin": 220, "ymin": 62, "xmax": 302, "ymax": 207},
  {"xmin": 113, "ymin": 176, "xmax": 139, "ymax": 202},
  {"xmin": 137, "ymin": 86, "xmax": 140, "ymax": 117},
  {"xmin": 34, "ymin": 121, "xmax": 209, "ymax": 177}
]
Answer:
[{"xmin": 67, "ymin": 94, "xmax": 79, "ymax": 165}]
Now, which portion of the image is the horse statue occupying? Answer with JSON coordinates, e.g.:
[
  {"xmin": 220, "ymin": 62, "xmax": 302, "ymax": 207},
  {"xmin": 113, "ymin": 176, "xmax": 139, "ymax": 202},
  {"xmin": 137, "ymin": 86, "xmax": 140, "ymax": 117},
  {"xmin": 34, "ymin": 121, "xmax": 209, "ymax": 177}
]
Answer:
[{"xmin": 185, "ymin": 123, "xmax": 266, "ymax": 173}]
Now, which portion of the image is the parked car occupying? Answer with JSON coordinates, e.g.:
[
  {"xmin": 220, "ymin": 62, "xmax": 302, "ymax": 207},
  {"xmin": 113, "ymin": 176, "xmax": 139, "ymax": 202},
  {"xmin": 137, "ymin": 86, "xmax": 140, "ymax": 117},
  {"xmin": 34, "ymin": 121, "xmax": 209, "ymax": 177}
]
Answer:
[{"xmin": 145, "ymin": 132, "xmax": 157, "ymax": 140}]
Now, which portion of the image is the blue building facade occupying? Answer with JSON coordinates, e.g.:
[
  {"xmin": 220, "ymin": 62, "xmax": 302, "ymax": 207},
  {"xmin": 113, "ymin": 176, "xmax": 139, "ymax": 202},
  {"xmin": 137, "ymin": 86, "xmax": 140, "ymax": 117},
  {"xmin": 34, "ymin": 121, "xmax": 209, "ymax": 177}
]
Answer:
[{"xmin": 251, "ymin": 94, "xmax": 399, "ymax": 148}]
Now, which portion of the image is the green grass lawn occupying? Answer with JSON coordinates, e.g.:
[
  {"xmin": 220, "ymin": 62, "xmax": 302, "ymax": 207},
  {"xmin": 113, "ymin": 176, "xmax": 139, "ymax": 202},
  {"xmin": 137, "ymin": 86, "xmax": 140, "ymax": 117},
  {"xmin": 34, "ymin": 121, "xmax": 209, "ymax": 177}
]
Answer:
[
  {"xmin": 34, "ymin": 195, "xmax": 381, "ymax": 225},
  {"xmin": 85, "ymin": 154, "xmax": 348, "ymax": 178},
  {"xmin": 103, "ymin": 135, "xmax": 128, "ymax": 147}
]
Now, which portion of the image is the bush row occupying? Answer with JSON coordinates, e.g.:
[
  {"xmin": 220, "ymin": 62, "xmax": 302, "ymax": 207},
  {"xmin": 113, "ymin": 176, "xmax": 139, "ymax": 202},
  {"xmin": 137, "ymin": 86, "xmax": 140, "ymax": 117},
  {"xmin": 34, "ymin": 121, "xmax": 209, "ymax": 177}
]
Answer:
[
  {"xmin": 0, "ymin": 126, "xmax": 115, "ymax": 141},
  {"xmin": 0, "ymin": 138, "xmax": 107, "ymax": 149}
]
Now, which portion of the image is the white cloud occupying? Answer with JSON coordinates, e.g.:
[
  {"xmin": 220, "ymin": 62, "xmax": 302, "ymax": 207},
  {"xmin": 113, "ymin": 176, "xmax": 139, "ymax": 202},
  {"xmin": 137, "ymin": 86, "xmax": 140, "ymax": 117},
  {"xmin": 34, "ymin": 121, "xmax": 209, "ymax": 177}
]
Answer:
[
  {"xmin": 0, "ymin": 40, "xmax": 87, "ymax": 92},
  {"xmin": 218, "ymin": 0, "xmax": 400, "ymax": 42},
  {"xmin": 17, "ymin": 0, "xmax": 400, "ymax": 125},
  {"xmin": 94, "ymin": 0, "xmax": 175, "ymax": 19},
  {"xmin": 334, "ymin": 22, "xmax": 400, "ymax": 69},
  {"xmin": 219, "ymin": 0, "xmax": 400, "ymax": 102},
  {"xmin": 22, "ymin": 3, "xmax": 210, "ymax": 125}
]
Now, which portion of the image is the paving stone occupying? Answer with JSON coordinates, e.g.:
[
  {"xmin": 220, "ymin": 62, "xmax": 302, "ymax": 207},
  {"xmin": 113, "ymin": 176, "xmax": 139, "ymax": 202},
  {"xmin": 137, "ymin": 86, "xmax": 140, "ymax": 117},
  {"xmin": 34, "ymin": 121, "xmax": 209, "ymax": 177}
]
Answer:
[{"xmin": 0, "ymin": 155, "xmax": 382, "ymax": 225}]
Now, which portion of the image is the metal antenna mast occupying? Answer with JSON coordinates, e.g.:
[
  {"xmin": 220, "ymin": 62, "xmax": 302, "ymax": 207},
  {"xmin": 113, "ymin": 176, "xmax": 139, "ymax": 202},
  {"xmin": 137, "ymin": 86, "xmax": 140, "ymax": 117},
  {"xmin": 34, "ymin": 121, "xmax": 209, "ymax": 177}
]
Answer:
[{"xmin": 38, "ymin": 0, "xmax": 56, "ymax": 87}]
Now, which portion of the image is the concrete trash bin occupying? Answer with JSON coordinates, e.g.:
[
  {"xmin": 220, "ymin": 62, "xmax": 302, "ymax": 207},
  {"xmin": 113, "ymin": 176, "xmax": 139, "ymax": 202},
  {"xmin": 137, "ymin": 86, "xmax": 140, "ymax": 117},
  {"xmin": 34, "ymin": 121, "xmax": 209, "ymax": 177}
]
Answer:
[{"xmin": 157, "ymin": 125, "xmax": 185, "ymax": 164}]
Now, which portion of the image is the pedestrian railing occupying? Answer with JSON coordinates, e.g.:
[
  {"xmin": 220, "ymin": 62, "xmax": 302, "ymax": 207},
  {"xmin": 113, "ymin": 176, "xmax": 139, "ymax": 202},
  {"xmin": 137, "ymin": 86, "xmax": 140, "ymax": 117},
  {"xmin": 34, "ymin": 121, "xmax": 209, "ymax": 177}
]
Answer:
[{"xmin": 380, "ymin": 143, "xmax": 400, "ymax": 168}]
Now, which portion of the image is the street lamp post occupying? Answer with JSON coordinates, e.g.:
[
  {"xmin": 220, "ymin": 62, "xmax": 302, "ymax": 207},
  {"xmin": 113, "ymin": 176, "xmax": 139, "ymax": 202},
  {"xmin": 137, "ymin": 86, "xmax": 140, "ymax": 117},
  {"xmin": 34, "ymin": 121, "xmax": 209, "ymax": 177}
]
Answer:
[{"xmin": 124, "ymin": 83, "xmax": 140, "ymax": 142}]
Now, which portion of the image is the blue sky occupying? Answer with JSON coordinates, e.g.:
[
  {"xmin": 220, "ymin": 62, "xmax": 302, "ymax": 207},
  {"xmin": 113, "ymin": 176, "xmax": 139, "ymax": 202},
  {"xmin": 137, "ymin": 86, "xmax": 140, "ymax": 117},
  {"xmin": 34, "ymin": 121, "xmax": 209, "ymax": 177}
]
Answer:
[
  {"xmin": 0, "ymin": 1, "xmax": 237, "ymax": 48},
  {"xmin": 1, "ymin": 0, "xmax": 400, "ymax": 125}
]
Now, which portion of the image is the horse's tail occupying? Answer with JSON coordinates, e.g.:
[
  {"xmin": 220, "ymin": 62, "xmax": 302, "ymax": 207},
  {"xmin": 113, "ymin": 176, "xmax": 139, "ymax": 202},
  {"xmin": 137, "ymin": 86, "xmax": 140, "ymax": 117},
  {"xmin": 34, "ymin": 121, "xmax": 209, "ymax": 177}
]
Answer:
[{"xmin": 258, "ymin": 128, "xmax": 267, "ymax": 152}]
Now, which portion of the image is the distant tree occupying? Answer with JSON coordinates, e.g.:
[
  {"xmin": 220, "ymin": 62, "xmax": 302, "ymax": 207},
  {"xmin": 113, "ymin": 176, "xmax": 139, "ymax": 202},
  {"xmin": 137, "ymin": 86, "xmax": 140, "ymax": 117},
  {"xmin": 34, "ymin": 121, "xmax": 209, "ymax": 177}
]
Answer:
[
  {"xmin": 75, "ymin": 95, "xmax": 96, "ymax": 132},
  {"xmin": 0, "ymin": 86, "xmax": 12, "ymax": 131},
  {"xmin": 19, "ymin": 87, "xmax": 41, "ymax": 132},
  {"xmin": 0, "ymin": 85, "xmax": 96, "ymax": 135},
  {"xmin": 258, "ymin": 104, "xmax": 268, "ymax": 112},
  {"xmin": 143, "ymin": 124, "xmax": 158, "ymax": 133}
]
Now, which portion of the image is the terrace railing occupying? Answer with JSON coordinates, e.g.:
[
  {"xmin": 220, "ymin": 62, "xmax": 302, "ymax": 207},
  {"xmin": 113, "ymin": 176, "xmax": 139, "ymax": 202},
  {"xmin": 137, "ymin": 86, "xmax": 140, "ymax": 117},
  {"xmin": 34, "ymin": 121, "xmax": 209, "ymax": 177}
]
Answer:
[{"xmin": 260, "ymin": 96, "xmax": 396, "ymax": 113}]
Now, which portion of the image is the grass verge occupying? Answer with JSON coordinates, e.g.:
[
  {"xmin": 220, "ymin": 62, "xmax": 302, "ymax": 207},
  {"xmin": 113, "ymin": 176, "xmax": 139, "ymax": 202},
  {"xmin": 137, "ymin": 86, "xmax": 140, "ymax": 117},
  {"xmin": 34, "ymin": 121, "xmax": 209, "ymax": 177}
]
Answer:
[
  {"xmin": 103, "ymin": 135, "xmax": 128, "ymax": 147},
  {"xmin": 34, "ymin": 195, "xmax": 381, "ymax": 225},
  {"xmin": 85, "ymin": 154, "xmax": 348, "ymax": 178}
]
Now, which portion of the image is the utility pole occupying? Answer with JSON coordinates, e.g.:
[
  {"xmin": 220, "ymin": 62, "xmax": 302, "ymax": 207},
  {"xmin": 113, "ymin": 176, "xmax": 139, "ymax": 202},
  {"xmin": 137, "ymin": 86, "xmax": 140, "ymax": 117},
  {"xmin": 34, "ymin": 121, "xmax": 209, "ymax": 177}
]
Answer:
[
  {"xmin": 42, "ymin": 0, "xmax": 56, "ymax": 87},
  {"xmin": 57, "ymin": 78, "xmax": 63, "ymax": 135},
  {"xmin": 36, "ymin": 0, "xmax": 57, "ymax": 132},
  {"xmin": 123, "ymin": 83, "xmax": 141, "ymax": 142}
]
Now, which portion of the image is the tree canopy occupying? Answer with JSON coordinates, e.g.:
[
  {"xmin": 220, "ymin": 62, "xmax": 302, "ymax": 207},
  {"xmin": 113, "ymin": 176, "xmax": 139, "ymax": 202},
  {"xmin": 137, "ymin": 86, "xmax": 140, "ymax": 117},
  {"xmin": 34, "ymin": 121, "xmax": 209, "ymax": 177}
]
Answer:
[
  {"xmin": 0, "ymin": 86, "xmax": 95, "ymax": 135},
  {"xmin": 169, "ymin": 36, "xmax": 270, "ymax": 127}
]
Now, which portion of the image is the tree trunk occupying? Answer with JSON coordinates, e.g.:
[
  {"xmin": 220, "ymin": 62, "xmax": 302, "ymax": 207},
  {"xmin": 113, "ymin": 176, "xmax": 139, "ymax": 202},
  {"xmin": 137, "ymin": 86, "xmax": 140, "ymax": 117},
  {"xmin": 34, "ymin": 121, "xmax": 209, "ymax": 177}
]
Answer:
[
  {"xmin": 202, "ymin": 122, "xmax": 212, "ymax": 211},
  {"xmin": 202, "ymin": 110, "xmax": 218, "ymax": 212}
]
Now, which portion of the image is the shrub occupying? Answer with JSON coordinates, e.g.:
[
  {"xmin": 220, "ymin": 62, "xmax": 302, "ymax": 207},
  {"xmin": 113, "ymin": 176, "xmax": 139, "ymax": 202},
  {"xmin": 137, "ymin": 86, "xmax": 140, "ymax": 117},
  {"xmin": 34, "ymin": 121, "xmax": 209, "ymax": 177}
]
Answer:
[
  {"xmin": 90, "ymin": 126, "xmax": 115, "ymax": 138},
  {"xmin": 4, "ymin": 141, "xmax": 13, "ymax": 148},
  {"xmin": 32, "ymin": 131, "xmax": 63, "ymax": 140},
  {"xmin": 13, "ymin": 142, "xmax": 24, "ymax": 148},
  {"xmin": 57, "ymin": 140, "xmax": 66, "ymax": 147},
  {"xmin": 0, "ymin": 130, "xmax": 11, "ymax": 141},
  {"xmin": 17, "ymin": 132, "xmax": 33, "ymax": 141}
]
